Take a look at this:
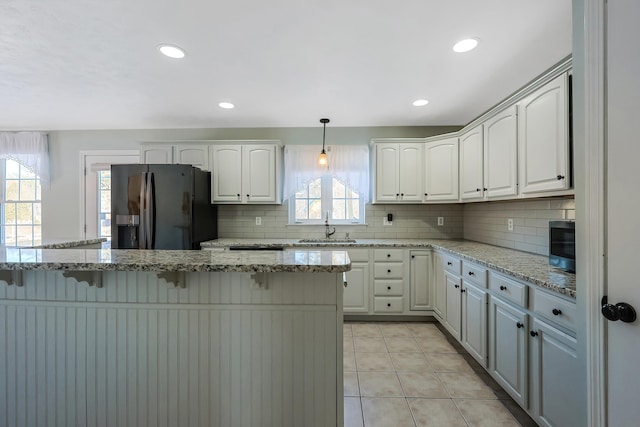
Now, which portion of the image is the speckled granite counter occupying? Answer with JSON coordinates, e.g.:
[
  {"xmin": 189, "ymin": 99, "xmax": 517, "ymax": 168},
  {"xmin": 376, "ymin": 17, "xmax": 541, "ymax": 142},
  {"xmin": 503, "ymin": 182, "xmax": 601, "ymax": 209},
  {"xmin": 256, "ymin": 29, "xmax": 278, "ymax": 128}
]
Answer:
[
  {"xmin": 27, "ymin": 237, "xmax": 107, "ymax": 249},
  {"xmin": 202, "ymin": 238, "xmax": 576, "ymax": 298},
  {"xmin": 0, "ymin": 248, "xmax": 351, "ymax": 273}
]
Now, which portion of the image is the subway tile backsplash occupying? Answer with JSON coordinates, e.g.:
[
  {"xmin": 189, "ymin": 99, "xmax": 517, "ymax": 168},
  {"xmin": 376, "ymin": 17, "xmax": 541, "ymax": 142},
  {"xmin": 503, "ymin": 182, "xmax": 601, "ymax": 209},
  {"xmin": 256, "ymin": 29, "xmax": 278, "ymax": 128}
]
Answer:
[
  {"xmin": 216, "ymin": 196, "xmax": 574, "ymax": 256},
  {"xmin": 463, "ymin": 197, "xmax": 575, "ymax": 256},
  {"xmin": 217, "ymin": 203, "xmax": 464, "ymax": 240}
]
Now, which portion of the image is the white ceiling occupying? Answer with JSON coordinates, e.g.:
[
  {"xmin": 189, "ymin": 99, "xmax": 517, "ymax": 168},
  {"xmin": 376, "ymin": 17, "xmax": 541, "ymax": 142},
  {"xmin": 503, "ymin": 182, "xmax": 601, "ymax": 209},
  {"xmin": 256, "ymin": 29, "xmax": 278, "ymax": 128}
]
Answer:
[{"xmin": 0, "ymin": 0, "xmax": 572, "ymax": 130}]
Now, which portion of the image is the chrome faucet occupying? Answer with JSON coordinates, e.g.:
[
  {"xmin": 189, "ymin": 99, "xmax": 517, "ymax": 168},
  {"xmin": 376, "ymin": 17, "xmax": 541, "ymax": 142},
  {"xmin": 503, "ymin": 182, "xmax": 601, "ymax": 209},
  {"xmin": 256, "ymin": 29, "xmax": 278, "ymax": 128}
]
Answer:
[{"xmin": 324, "ymin": 213, "xmax": 336, "ymax": 239}]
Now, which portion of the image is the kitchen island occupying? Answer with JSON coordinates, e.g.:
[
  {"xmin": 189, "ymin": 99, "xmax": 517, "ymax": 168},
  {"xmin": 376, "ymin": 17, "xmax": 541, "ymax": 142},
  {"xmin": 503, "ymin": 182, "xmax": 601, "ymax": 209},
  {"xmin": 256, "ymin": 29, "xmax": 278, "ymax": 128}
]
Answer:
[{"xmin": 0, "ymin": 248, "xmax": 350, "ymax": 427}]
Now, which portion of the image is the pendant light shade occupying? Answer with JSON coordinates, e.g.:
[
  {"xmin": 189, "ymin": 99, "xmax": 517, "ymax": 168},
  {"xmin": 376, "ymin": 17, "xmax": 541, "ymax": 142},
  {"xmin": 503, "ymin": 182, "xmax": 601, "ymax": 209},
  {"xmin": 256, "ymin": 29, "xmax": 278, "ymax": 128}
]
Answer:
[{"xmin": 318, "ymin": 118, "xmax": 330, "ymax": 166}]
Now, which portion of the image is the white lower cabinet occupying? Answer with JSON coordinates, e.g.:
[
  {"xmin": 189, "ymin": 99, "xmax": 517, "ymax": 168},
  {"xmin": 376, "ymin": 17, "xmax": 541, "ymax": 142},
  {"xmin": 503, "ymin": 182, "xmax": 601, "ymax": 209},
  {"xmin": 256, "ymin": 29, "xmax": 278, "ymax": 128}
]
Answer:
[
  {"xmin": 489, "ymin": 296, "xmax": 528, "ymax": 406},
  {"xmin": 444, "ymin": 271, "xmax": 462, "ymax": 340},
  {"xmin": 342, "ymin": 249, "xmax": 370, "ymax": 314},
  {"xmin": 432, "ymin": 252, "xmax": 447, "ymax": 319},
  {"xmin": 461, "ymin": 281, "xmax": 488, "ymax": 367},
  {"xmin": 409, "ymin": 250, "xmax": 431, "ymax": 311}
]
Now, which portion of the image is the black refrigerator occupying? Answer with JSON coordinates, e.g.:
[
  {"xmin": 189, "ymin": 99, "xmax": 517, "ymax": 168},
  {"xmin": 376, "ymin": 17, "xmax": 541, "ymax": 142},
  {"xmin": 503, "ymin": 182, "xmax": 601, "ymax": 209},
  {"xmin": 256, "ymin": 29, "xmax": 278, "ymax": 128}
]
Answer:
[{"xmin": 110, "ymin": 164, "xmax": 217, "ymax": 249}]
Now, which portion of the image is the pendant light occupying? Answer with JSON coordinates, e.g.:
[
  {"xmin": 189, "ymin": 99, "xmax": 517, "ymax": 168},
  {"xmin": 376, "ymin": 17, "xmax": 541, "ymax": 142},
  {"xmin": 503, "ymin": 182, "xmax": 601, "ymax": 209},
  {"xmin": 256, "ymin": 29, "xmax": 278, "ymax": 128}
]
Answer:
[{"xmin": 318, "ymin": 118, "xmax": 330, "ymax": 166}]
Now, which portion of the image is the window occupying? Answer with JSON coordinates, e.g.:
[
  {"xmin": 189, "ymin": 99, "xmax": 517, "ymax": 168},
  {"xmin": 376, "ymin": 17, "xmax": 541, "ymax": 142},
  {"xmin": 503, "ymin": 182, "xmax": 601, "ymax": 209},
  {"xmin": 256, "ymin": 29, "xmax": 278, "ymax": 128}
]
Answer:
[
  {"xmin": 98, "ymin": 170, "xmax": 111, "ymax": 239},
  {"xmin": 290, "ymin": 175, "xmax": 364, "ymax": 224},
  {"xmin": 1, "ymin": 159, "xmax": 42, "ymax": 245}
]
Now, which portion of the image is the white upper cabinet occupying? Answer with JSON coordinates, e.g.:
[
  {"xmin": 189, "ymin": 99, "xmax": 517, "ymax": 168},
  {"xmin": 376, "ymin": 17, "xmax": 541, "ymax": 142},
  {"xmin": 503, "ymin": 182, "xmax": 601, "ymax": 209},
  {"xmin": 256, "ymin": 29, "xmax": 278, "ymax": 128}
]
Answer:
[
  {"xmin": 373, "ymin": 141, "xmax": 423, "ymax": 203},
  {"xmin": 518, "ymin": 73, "xmax": 570, "ymax": 194},
  {"xmin": 484, "ymin": 105, "xmax": 518, "ymax": 198},
  {"xmin": 174, "ymin": 145, "xmax": 210, "ymax": 171},
  {"xmin": 459, "ymin": 125, "xmax": 484, "ymax": 200},
  {"xmin": 140, "ymin": 144, "xmax": 173, "ymax": 164},
  {"xmin": 423, "ymin": 137, "xmax": 459, "ymax": 202},
  {"xmin": 210, "ymin": 143, "xmax": 281, "ymax": 204}
]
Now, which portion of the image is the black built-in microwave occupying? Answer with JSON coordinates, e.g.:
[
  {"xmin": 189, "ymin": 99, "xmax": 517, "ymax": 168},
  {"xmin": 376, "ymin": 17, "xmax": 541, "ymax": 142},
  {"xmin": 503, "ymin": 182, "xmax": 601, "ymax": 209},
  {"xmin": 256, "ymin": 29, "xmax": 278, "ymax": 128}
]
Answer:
[{"xmin": 549, "ymin": 220, "xmax": 575, "ymax": 273}]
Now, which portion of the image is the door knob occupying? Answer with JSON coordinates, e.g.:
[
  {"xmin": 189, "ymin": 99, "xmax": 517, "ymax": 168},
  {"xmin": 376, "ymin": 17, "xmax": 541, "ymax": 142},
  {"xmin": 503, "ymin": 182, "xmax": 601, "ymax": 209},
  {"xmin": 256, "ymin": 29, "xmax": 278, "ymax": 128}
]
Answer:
[
  {"xmin": 516, "ymin": 322, "xmax": 524, "ymax": 329},
  {"xmin": 602, "ymin": 296, "xmax": 637, "ymax": 323}
]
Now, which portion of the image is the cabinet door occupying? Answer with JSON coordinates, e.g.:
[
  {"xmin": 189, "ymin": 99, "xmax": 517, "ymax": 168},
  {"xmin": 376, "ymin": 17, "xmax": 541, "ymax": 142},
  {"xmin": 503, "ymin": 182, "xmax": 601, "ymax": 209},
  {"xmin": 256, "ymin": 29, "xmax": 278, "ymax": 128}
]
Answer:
[
  {"xmin": 409, "ymin": 251, "xmax": 431, "ymax": 311},
  {"xmin": 375, "ymin": 144, "xmax": 400, "ymax": 202},
  {"xmin": 174, "ymin": 145, "xmax": 209, "ymax": 171},
  {"xmin": 211, "ymin": 145, "xmax": 243, "ymax": 202},
  {"xmin": 461, "ymin": 282, "xmax": 488, "ymax": 367},
  {"xmin": 484, "ymin": 106, "xmax": 518, "ymax": 198},
  {"xmin": 424, "ymin": 138, "xmax": 459, "ymax": 201},
  {"xmin": 530, "ymin": 318, "xmax": 581, "ymax": 427},
  {"xmin": 141, "ymin": 145, "xmax": 173, "ymax": 164},
  {"xmin": 518, "ymin": 73, "xmax": 569, "ymax": 194},
  {"xmin": 489, "ymin": 297, "xmax": 527, "ymax": 406},
  {"xmin": 398, "ymin": 143, "xmax": 423, "ymax": 201},
  {"xmin": 243, "ymin": 145, "xmax": 278, "ymax": 203},
  {"xmin": 343, "ymin": 262, "xmax": 370, "ymax": 313},
  {"xmin": 444, "ymin": 271, "xmax": 462, "ymax": 340},
  {"xmin": 432, "ymin": 253, "xmax": 447, "ymax": 319},
  {"xmin": 460, "ymin": 125, "xmax": 484, "ymax": 200}
]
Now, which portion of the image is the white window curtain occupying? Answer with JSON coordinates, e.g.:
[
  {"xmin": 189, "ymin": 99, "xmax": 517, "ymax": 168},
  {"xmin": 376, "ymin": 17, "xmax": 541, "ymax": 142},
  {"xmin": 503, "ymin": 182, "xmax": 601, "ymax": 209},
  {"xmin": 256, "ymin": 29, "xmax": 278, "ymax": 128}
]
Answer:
[
  {"xmin": 283, "ymin": 144, "xmax": 370, "ymax": 202},
  {"xmin": 0, "ymin": 132, "xmax": 50, "ymax": 187}
]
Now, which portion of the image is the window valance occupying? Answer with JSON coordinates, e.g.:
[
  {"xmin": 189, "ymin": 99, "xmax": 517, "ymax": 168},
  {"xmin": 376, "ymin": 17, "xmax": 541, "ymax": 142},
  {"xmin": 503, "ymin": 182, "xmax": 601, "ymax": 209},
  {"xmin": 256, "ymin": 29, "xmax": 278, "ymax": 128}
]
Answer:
[
  {"xmin": 0, "ymin": 132, "xmax": 50, "ymax": 187},
  {"xmin": 283, "ymin": 145, "xmax": 370, "ymax": 202}
]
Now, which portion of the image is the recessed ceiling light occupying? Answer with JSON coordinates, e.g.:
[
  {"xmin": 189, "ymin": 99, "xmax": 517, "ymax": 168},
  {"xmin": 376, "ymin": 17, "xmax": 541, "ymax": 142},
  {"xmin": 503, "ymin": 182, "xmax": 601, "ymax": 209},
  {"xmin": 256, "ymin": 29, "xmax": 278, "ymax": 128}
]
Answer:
[
  {"xmin": 453, "ymin": 38, "xmax": 478, "ymax": 53},
  {"xmin": 158, "ymin": 44, "xmax": 186, "ymax": 59},
  {"xmin": 218, "ymin": 102, "xmax": 235, "ymax": 109},
  {"xmin": 413, "ymin": 99, "xmax": 429, "ymax": 107}
]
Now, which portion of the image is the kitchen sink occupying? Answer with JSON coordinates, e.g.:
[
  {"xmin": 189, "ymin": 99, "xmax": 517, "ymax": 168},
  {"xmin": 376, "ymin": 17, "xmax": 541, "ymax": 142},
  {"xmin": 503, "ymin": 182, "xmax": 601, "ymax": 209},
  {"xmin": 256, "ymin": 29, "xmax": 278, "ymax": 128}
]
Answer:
[{"xmin": 298, "ymin": 238, "xmax": 357, "ymax": 244}]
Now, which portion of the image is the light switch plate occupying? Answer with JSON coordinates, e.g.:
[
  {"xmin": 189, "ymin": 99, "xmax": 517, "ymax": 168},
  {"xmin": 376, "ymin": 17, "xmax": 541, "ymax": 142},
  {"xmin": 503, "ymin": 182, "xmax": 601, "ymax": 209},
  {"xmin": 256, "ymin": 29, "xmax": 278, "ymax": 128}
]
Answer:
[
  {"xmin": 256, "ymin": 217, "xmax": 262, "ymax": 226},
  {"xmin": 383, "ymin": 217, "xmax": 393, "ymax": 226},
  {"xmin": 437, "ymin": 217, "xmax": 444, "ymax": 226},
  {"xmin": 507, "ymin": 218, "xmax": 513, "ymax": 231}
]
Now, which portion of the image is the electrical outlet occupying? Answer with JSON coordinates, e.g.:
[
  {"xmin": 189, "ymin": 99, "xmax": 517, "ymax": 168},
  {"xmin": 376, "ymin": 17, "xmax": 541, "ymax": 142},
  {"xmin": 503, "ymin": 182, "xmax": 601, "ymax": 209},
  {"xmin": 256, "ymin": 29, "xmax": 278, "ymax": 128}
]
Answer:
[
  {"xmin": 383, "ymin": 217, "xmax": 393, "ymax": 226},
  {"xmin": 507, "ymin": 218, "xmax": 514, "ymax": 231},
  {"xmin": 255, "ymin": 217, "xmax": 262, "ymax": 226},
  {"xmin": 437, "ymin": 217, "xmax": 444, "ymax": 226}
]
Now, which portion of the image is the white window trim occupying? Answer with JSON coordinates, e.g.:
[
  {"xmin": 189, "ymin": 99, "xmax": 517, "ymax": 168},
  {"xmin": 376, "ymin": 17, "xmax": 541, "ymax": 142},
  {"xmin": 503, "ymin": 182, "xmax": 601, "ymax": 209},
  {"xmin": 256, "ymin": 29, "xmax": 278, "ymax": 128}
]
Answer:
[{"xmin": 288, "ymin": 175, "xmax": 366, "ymax": 225}]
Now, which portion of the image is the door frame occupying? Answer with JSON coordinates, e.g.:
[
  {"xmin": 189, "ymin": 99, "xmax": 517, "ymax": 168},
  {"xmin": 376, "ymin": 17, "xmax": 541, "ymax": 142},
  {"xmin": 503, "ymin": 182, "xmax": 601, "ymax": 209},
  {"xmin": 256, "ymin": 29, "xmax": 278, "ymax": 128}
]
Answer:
[
  {"xmin": 579, "ymin": 0, "xmax": 606, "ymax": 425},
  {"xmin": 78, "ymin": 150, "xmax": 140, "ymax": 239}
]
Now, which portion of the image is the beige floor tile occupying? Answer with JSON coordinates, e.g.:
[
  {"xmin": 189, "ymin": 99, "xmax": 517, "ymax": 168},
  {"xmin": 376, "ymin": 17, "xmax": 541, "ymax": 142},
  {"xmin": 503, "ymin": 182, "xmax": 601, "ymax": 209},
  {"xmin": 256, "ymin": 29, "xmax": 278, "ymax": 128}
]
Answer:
[
  {"xmin": 438, "ymin": 372, "xmax": 498, "ymax": 399},
  {"xmin": 344, "ymin": 351, "xmax": 357, "ymax": 372},
  {"xmin": 344, "ymin": 372, "xmax": 360, "ymax": 396},
  {"xmin": 354, "ymin": 336, "xmax": 388, "ymax": 352},
  {"xmin": 351, "ymin": 323, "xmax": 382, "ymax": 337},
  {"xmin": 379, "ymin": 323, "xmax": 413, "ymax": 337},
  {"xmin": 416, "ymin": 335, "xmax": 458, "ymax": 354},
  {"xmin": 358, "ymin": 372, "xmax": 404, "ymax": 397},
  {"xmin": 408, "ymin": 398, "xmax": 468, "ymax": 427},
  {"xmin": 397, "ymin": 372, "xmax": 450, "ymax": 398},
  {"xmin": 384, "ymin": 337, "xmax": 421, "ymax": 352},
  {"xmin": 356, "ymin": 352, "xmax": 395, "ymax": 371},
  {"xmin": 426, "ymin": 353, "xmax": 473, "ymax": 373},
  {"xmin": 361, "ymin": 397, "xmax": 417, "ymax": 427},
  {"xmin": 390, "ymin": 352, "xmax": 433, "ymax": 373},
  {"xmin": 456, "ymin": 399, "xmax": 520, "ymax": 427},
  {"xmin": 406, "ymin": 323, "xmax": 443, "ymax": 338},
  {"xmin": 344, "ymin": 337, "xmax": 355, "ymax": 353},
  {"xmin": 344, "ymin": 324, "xmax": 353, "ymax": 337},
  {"xmin": 344, "ymin": 397, "xmax": 364, "ymax": 427}
]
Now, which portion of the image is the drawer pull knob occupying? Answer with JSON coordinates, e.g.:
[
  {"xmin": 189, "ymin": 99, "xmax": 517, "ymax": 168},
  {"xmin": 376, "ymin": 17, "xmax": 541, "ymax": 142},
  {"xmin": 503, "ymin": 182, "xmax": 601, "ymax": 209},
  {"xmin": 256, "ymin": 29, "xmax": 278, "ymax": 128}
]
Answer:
[
  {"xmin": 483, "ymin": 187, "xmax": 488, "ymax": 191},
  {"xmin": 530, "ymin": 331, "xmax": 539, "ymax": 337},
  {"xmin": 387, "ymin": 269, "xmax": 391, "ymax": 273},
  {"xmin": 343, "ymin": 281, "xmax": 348, "ymax": 288},
  {"xmin": 447, "ymin": 262, "xmax": 452, "ymax": 266},
  {"xmin": 476, "ymin": 188, "xmax": 481, "ymax": 192},
  {"xmin": 552, "ymin": 308, "xmax": 562, "ymax": 316},
  {"xmin": 557, "ymin": 175, "xmax": 565, "ymax": 180},
  {"xmin": 387, "ymin": 254, "xmax": 391, "ymax": 257},
  {"xmin": 516, "ymin": 322, "xmax": 524, "ymax": 329},
  {"xmin": 500, "ymin": 285, "xmax": 507, "ymax": 291},
  {"xmin": 401, "ymin": 193, "xmax": 404, "ymax": 196},
  {"xmin": 461, "ymin": 289, "xmax": 466, "ymax": 293},
  {"xmin": 454, "ymin": 284, "xmax": 460, "ymax": 289},
  {"xmin": 468, "ymin": 271, "xmax": 475, "ymax": 276},
  {"xmin": 387, "ymin": 303, "xmax": 391, "ymax": 307},
  {"xmin": 387, "ymin": 286, "xmax": 391, "ymax": 290}
]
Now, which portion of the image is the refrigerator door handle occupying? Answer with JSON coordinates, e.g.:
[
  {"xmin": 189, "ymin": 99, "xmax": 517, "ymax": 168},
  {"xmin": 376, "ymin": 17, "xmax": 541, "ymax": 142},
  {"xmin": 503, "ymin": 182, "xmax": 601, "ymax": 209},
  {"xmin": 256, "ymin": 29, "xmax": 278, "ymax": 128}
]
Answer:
[
  {"xmin": 148, "ymin": 172, "xmax": 155, "ymax": 249},
  {"xmin": 139, "ymin": 172, "xmax": 147, "ymax": 249}
]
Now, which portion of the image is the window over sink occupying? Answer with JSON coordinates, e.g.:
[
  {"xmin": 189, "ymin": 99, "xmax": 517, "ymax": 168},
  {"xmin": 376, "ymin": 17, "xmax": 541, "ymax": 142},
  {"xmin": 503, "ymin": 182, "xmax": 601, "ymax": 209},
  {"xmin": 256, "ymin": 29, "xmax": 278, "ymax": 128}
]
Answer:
[{"xmin": 290, "ymin": 175, "xmax": 364, "ymax": 224}]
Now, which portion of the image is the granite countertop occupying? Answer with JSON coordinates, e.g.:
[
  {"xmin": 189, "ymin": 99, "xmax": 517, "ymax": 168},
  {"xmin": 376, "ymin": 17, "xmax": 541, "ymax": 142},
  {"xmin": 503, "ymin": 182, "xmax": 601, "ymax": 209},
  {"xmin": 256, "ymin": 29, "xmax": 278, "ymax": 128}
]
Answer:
[
  {"xmin": 28, "ymin": 238, "xmax": 108, "ymax": 249},
  {"xmin": 0, "ymin": 248, "xmax": 351, "ymax": 273},
  {"xmin": 202, "ymin": 238, "xmax": 576, "ymax": 298}
]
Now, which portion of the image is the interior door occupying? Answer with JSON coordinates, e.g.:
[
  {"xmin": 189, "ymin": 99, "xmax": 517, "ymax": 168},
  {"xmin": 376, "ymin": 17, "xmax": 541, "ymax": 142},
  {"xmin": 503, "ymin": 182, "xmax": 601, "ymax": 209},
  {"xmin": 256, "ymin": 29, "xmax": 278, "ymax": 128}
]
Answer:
[{"xmin": 606, "ymin": 0, "xmax": 640, "ymax": 424}]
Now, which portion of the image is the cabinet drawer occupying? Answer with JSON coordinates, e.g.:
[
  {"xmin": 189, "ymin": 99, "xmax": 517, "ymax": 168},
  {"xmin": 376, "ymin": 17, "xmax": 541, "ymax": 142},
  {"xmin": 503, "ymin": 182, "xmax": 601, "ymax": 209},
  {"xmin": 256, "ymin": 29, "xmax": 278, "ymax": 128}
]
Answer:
[
  {"xmin": 442, "ymin": 253, "xmax": 461, "ymax": 275},
  {"xmin": 462, "ymin": 262, "xmax": 487, "ymax": 288},
  {"xmin": 532, "ymin": 289, "xmax": 577, "ymax": 332},
  {"xmin": 346, "ymin": 249, "xmax": 369, "ymax": 262},
  {"xmin": 374, "ymin": 249, "xmax": 404, "ymax": 262},
  {"xmin": 374, "ymin": 297, "xmax": 404, "ymax": 313},
  {"xmin": 490, "ymin": 272, "xmax": 528, "ymax": 307},
  {"xmin": 374, "ymin": 263, "xmax": 404, "ymax": 279},
  {"xmin": 374, "ymin": 280, "xmax": 403, "ymax": 296}
]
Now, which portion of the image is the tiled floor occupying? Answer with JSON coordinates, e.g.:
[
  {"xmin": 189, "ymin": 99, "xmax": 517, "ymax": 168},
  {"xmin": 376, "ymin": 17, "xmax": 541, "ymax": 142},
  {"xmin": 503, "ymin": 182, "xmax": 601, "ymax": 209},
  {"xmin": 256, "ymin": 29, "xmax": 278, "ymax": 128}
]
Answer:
[{"xmin": 343, "ymin": 321, "xmax": 538, "ymax": 427}]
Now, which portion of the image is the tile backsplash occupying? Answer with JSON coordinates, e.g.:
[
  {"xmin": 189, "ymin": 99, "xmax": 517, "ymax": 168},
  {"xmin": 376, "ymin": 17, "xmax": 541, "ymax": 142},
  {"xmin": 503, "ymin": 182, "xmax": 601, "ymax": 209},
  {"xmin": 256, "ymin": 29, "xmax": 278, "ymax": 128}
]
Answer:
[
  {"xmin": 218, "ymin": 203, "xmax": 464, "ymax": 240},
  {"xmin": 463, "ymin": 197, "xmax": 575, "ymax": 256}
]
